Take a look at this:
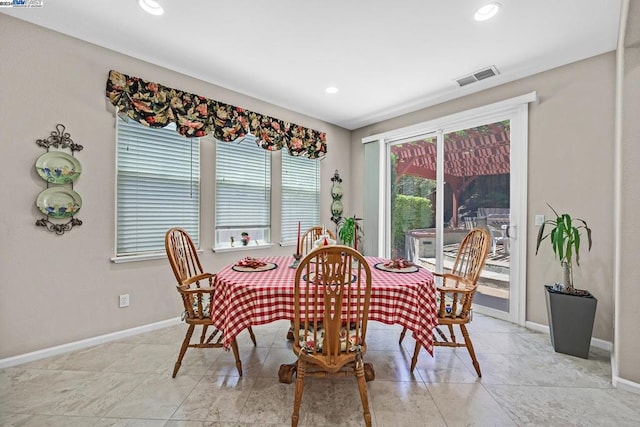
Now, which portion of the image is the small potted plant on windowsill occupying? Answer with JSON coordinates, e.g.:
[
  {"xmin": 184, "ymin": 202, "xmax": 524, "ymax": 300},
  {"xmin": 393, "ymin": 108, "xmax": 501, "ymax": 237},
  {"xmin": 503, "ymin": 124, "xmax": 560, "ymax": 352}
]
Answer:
[
  {"xmin": 535, "ymin": 203, "xmax": 596, "ymax": 359},
  {"xmin": 241, "ymin": 232, "xmax": 250, "ymax": 246}
]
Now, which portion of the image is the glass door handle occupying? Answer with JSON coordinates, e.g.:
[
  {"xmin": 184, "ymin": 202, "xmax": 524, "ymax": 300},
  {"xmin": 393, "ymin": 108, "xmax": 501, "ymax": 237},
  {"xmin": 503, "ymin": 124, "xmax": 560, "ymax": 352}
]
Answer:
[{"xmin": 506, "ymin": 224, "xmax": 515, "ymax": 239}]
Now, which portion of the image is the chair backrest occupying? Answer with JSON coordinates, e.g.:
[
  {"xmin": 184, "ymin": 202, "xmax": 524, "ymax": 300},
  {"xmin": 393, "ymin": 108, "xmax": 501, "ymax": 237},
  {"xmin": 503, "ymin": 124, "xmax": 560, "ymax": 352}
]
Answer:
[
  {"xmin": 437, "ymin": 228, "xmax": 490, "ymax": 319},
  {"xmin": 165, "ymin": 227, "xmax": 204, "ymax": 285},
  {"xmin": 165, "ymin": 227, "xmax": 214, "ymax": 321},
  {"xmin": 294, "ymin": 245, "xmax": 371, "ymax": 364},
  {"xmin": 450, "ymin": 228, "xmax": 491, "ymax": 286},
  {"xmin": 300, "ymin": 226, "xmax": 336, "ymax": 256}
]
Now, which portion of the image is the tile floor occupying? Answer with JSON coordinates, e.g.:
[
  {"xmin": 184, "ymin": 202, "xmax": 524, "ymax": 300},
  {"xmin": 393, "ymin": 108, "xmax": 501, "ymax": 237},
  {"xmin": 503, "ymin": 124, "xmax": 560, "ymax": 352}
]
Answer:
[{"xmin": 1, "ymin": 314, "xmax": 639, "ymax": 426}]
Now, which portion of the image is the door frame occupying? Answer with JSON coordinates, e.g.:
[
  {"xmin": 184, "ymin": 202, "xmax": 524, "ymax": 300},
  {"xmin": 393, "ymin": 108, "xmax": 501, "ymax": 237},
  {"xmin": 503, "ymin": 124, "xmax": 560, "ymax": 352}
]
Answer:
[{"xmin": 363, "ymin": 92, "xmax": 537, "ymax": 326}]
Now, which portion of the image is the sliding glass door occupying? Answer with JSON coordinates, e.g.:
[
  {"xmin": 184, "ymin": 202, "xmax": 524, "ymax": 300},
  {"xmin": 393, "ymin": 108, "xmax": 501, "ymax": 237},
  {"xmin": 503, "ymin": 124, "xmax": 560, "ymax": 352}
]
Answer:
[
  {"xmin": 389, "ymin": 133, "xmax": 438, "ymax": 261},
  {"xmin": 441, "ymin": 121, "xmax": 511, "ymax": 313},
  {"xmin": 381, "ymin": 98, "xmax": 531, "ymax": 325}
]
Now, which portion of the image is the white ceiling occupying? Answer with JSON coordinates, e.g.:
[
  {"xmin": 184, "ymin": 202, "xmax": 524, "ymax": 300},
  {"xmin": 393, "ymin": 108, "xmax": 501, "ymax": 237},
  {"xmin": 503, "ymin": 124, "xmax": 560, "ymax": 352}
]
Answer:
[{"xmin": 2, "ymin": 0, "xmax": 622, "ymax": 130}]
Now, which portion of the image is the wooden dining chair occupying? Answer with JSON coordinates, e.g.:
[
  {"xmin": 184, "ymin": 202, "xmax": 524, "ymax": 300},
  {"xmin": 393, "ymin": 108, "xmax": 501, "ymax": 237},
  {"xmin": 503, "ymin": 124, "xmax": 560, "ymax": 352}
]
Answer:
[
  {"xmin": 299, "ymin": 226, "xmax": 336, "ymax": 255},
  {"xmin": 399, "ymin": 227, "xmax": 490, "ymax": 377},
  {"xmin": 164, "ymin": 227, "xmax": 256, "ymax": 378},
  {"xmin": 290, "ymin": 245, "xmax": 373, "ymax": 427},
  {"xmin": 286, "ymin": 226, "xmax": 339, "ymax": 340}
]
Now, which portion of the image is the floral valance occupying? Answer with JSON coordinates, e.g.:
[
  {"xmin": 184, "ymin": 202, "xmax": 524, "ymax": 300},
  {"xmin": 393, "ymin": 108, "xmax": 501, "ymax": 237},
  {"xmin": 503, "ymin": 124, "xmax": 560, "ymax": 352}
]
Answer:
[{"xmin": 105, "ymin": 70, "xmax": 327, "ymax": 159}]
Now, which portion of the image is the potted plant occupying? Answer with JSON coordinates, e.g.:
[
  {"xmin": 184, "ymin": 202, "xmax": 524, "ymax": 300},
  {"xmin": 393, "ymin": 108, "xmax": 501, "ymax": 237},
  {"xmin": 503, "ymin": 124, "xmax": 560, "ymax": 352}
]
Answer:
[
  {"xmin": 535, "ymin": 203, "xmax": 596, "ymax": 358},
  {"xmin": 338, "ymin": 215, "xmax": 362, "ymax": 250},
  {"xmin": 241, "ymin": 232, "xmax": 250, "ymax": 246}
]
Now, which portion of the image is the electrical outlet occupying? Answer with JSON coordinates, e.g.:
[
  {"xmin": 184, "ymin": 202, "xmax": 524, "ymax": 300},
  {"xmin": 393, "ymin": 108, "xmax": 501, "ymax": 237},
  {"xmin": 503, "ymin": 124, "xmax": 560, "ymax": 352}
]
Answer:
[
  {"xmin": 535, "ymin": 214, "xmax": 545, "ymax": 226},
  {"xmin": 119, "ymin": 294, "xmax": 130, "ymax": 308}
]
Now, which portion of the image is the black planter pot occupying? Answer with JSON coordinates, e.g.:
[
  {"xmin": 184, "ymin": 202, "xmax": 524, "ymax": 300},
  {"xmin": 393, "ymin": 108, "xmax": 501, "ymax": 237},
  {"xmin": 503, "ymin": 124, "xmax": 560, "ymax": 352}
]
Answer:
[{"xmin": 544, "ymin": 285, "xmax": 597, "ymax": 359}]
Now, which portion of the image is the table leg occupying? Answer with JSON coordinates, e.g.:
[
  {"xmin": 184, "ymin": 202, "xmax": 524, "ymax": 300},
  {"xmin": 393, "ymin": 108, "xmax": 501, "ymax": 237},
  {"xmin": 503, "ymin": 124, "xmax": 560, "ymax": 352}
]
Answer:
[
  {"xmin": 363, "ymin": 362, "xmax": 375, "ymax": 382},
  {"xmin": 278, "ymin": 362, "xmax": 296, "ymax": 384}
]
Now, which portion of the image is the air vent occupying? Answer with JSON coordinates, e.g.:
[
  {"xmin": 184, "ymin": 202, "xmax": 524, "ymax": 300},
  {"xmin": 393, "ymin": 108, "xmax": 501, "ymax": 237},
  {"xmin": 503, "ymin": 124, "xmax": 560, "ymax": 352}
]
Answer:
[{"xmin": 455, "ymin": 66, "xmax": 500, "ymax": 87}]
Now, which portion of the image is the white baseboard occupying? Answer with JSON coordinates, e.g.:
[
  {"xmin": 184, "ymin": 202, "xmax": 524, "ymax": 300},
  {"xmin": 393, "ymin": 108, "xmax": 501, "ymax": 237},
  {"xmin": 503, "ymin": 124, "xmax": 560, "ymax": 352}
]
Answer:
[
  {"xmin": 610, "ymin": 348, "xmax": 640, "ymax": 395},
  {"xmin": 524, "ymin": 321, "xmax": 612, "ymax": 351},
  {"xmin": 525, "ymin": 320, "xmax": 550, "ymax": 335},
  {"xmin": 0, "ymin": 317, "xmax": 182, "ymax": 369},
  {"xmin": 613, "ymin": 375, "xmax": 640, "ymax": 394}
]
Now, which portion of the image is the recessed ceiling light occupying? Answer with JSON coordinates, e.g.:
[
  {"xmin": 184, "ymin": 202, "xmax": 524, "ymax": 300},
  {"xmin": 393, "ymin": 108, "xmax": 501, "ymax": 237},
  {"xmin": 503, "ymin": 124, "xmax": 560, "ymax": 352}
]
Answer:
[
  {"xmin": 474, "ymin": 2, "xmax": 501, "ymax": 21},
  {"xmin": 325, "ymin": 86, "xmax": 339, "ymax": 94},
  {"xmin": 139, "ymin": 0, "xmax": 164, "ymax": 16}
]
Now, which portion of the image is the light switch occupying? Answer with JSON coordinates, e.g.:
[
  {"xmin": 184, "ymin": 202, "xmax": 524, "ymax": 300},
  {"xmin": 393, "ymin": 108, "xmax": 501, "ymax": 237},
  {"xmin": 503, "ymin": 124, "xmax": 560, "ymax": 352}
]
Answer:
[{"xmin": 535, "ymin": 214, "xmax": 545, "ymax": 226}]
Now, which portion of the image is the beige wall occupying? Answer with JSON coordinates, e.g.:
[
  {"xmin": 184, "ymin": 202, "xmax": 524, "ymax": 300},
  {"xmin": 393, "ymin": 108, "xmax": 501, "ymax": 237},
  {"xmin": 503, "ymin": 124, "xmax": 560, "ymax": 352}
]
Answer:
[
  {"xmin": 351, "ymin": 53, "xmax": 616, "ymax": 342},
  {"xmin": 617, "ymin": 0, "xmax": 640, "ymax": 384},
  {"xmin": 0, "ymin": 15, "xmax": 351, "ymax": 359}
]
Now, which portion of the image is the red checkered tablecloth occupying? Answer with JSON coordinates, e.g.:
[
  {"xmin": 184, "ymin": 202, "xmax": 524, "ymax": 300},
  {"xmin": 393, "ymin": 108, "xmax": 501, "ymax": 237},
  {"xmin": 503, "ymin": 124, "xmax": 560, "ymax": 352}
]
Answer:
[{"xmin": 211, "ymin": 256, "xmax": 438, "ymax": 355}]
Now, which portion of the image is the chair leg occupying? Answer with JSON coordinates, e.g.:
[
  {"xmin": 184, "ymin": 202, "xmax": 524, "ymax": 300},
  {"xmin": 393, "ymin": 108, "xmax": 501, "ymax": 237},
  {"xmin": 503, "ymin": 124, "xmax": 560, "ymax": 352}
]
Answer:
[
  {"xmin": 247, "ymin": 326, "xmax": 257, "ymax": 346},
  {"xmin": 292, "ymin": 360, "xmax": 306, "ymax": 427},
  {"xmin": 447, "ymin": 324, "xmax": 456, "ymax": 343},
  {"xmin": 399, "ymin": 326, "xmax": 408, "ymax": 344},
  {"xmin": 173, "ymin": 324, "xmax": 195, "ymax": 378},
  {"xmin": 355, "ymin": 360, "xmax": 372, "ymax": 427},
  {"xmin": 434, "ymin": 326, "xmax": 448, "ymax": 342},
  {"xmin": 229, "ymin": 338, "xmax": 243, "ymax": 376},
  {"xmin": 199, "ymin": 325, "xmax": 208, "ymax": 344},
  {"xmin": 287, "ymin": 320, "xmax": 295, "ymax": 340},
  {"xmin": 410, "ymin": 341, "xmax": 422, "ymax": 372},
  {"xmin": 460, "ymin": 324, "xmax": 481, "ymax": 377}
]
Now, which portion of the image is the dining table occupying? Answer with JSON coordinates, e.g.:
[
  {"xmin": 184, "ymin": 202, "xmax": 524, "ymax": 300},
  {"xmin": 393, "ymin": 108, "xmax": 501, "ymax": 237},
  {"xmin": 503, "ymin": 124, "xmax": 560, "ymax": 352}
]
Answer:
[{"xmin": 211, "ymin": 255, "xmax": 437, "ymax": 382}]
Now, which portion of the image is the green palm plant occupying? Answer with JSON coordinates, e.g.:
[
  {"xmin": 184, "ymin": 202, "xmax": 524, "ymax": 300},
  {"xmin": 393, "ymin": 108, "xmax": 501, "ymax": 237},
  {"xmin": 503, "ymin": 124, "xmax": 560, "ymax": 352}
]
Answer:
[
  {"xmin": 338, "ymin": 216, "xmax": 362, "ymax": 248},
  {"xmin": 535, "ymin": 203, "xmax": 592, "ymax": 293}
]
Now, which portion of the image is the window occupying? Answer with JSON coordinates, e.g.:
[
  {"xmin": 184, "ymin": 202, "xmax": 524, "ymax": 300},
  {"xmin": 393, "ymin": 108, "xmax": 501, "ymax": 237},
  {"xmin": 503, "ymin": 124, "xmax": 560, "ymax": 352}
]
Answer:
[
  {"xmin": 215, "ymin": 136, "xmax": 271, "ymax": 248},
  {"xmin": 116, "ymin": 119, "xmax": 200, "ymax": 257},
  {"xmin": 281, "ymin": 152, "xmax": 320, "ymax": 245}
]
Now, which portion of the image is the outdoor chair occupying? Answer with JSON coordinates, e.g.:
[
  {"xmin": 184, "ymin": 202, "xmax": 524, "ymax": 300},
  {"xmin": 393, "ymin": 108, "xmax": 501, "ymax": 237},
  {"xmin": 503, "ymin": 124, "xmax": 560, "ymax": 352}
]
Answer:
[
  {"xmin": 399, "ymin": 228, "xmax": 490, "ymax": 377},
  {"xmin": 164, "ymin": 227, "xmax": 256, "ymax": 377},
  {"xmin": 488, "ymin": 221, "xmax": 510, "ymax": 256}
]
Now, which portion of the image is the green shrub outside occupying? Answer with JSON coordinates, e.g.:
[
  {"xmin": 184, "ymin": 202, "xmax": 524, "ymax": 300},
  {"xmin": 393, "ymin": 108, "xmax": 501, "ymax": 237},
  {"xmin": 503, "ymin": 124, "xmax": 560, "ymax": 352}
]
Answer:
[{"xmin": 393, "ymin": 194, "xmax": 433, "ymax": 256}]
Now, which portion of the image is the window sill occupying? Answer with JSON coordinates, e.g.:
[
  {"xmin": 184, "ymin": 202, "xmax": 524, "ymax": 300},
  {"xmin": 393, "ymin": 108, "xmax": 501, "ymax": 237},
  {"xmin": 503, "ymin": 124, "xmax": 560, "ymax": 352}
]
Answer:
[
  {"xmin": 212, "ymin": 243, "xmax": 274, "ymax": 253},
  {"xmin": 111, "ymin": 250, "xmax": 203, "ymax": 264},
  {"xmin": 111, "ymin": 252, "xmax": 167, "ymax": 264}
]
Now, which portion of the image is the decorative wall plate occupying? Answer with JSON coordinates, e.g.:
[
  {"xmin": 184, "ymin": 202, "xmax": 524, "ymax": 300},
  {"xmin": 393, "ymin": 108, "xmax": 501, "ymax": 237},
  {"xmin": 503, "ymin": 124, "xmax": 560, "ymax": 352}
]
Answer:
[
  {"xmin": 36, "ymin": 187, "xmax": 82, "ymax": 218},
  {"xmin": 331, "ymin": 199, "xmax": 343, "ymax": 217},
  {"xmin": 35, "ymin": 151, "xmax": 82, "ymax": 184}
]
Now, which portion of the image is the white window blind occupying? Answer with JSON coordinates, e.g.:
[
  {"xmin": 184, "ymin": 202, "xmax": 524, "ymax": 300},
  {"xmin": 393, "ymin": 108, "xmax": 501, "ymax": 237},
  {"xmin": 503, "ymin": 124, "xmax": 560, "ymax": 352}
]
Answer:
[
  {"xmin": 215, "ymin": 136, "xmax": 271, "ymax": 247},
  {"xmin": 281, "ymin": 152, "xmax": 320, "ymax": 245},
  {"xmin": 116, "ymin": 118, "xmax": 200, "ymax": 256}
]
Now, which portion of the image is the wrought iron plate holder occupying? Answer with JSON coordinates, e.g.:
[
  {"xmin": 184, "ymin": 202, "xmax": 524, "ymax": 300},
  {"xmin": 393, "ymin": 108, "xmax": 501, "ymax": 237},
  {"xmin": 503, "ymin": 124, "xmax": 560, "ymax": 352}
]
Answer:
[{"xmin": 35, "ymin": 124, "xmax": 84, "ymax": 235}]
